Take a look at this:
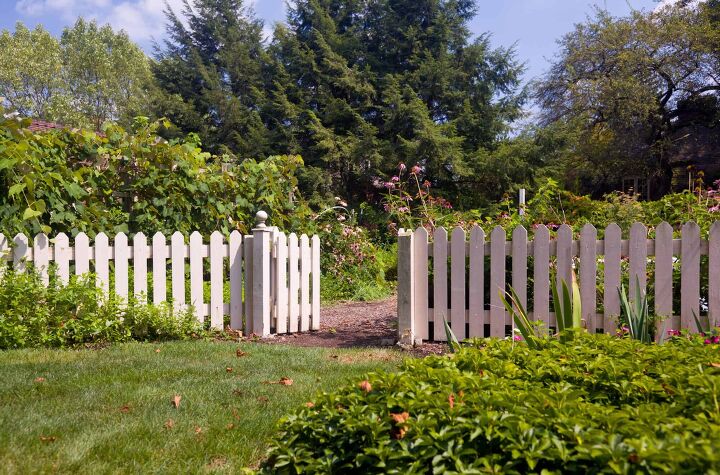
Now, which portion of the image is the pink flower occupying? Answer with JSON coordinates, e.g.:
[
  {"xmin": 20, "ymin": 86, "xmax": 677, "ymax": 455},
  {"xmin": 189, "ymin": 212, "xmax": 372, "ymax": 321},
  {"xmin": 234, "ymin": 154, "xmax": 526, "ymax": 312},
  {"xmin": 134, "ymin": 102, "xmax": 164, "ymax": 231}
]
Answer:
[
  {"xmin": 411, "ymin": 165, "xmax": 422, "ymax": 175},
  {"xmin": 391, "ymin": 176, "xmax": 400, "ymax": 183},
  {"xmin": 513, "ymin": 335, "xmax": 522, "ymax": 341},
  {"xmin": 398, "ymin": 206, "xmax": 409, "ymax": 213},
  {"xmin": 399, "ymin": 163, "xmax": 406, "ymax": 172},
  {"xmin": 384, "ymin": 182, "xmax": 395, "ymax": 190},
  {"xmin": 709, "ymin": 205, "xmax": 720, "ymax": 213},
  {"xmin": 423, "ymin": 180, "xmax": 431, "ymax": 188}
]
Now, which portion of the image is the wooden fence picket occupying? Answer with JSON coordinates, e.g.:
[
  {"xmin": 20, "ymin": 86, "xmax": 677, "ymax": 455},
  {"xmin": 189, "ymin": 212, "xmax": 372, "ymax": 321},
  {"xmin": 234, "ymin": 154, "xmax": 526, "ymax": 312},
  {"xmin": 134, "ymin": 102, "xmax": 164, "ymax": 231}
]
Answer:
[
  {"xmin": 75, "ymin": 232, "xmax": 90, "ymax": 277},
  {"xmin": 511, "ymin": 226, "xmax": 528, "ymax": 313},
  {"xmin": 556, "ymin": 225, "xmax": 573, "ymax": 290},
  {"xmin": 414, "ymin": 227, "xmax": 429, "ymax": 341},
  {"xmin": 533, "ymin": 225, "xmax": 550, "ymax": 328},
  {"xmin": 433, "ymin": 227, "xmax": 448, "ymax": 341},
  {"xmin": 114, "ymin": 233, "xmax": 129, "ymax": 300},
  {"xmin": 133, "ymin": 232, "xmax": 148, "ymax": 300},
  {"xmin": 275, "ymin": 232, "xmax": 288, "ymax": 334},
  {"xmin": 189, "ymin": 232, "xmax": 203, "ymax": 321},
  {"xmin": 579, "ymin": 224, "xmax": 597, "ymax": 332},
  {"xmin": 489, "ymin": 226, "xmax": 505, "ymax": 337},
  {"xmin": 681, "ymin": 222, "xmax": 701, "ymax": 329},
  {"xmin": 450, "ymin": 227, "xmax": 467, "ymax": 340},
  {"xmin": 33, "ymin": 233, "xmax": 51, "ymax": 284},
  {"xmin": 300, "ymin": 234, "xmax": 311, "ymax": 332},
  {"xmin": 468, "ymin": 226, "xmax": 484, "ymax": 338},
  {"xmin": 603, "ymin": 224, "xmax": 622, "ymax": 332},
  {"xmin": 95, "ymin": 233, "xmax": 110, "ymax": 294},
  {"xmin": 629, "ymin": 222, "xmax": 647, "ymax": 303},
  {"xmin": 13, "ymin": 234, "xmax": 28, "ymax": 271},
  {"xmin": 244, "ymin": 235, "xmax": 254, "ymax": 334},
  {"xmin": 171, "ymin": 232, "xmax": 185, "ymax": 311},
  {"xmin": 288, "ymin": 233, "xmax": 299, "ymax": 334},
  {"xmin": 710, "ymin": 222, "xmax": 720, "ymax": 325},
  {"xmin": 55, "ymin": 233, "xmax": 71, "ymax": 285},
  {"xmin": 229, "ymin": 231, "xmax": 243, "ymax": 330},
  {"xmin": 311, "ymin": 234, "xmax": 321, "ymax": 331},
  {"xmin": 152, "ymin": 232, "xmax": 166, "ymax": 304},
  {"xmin": 210, "ymin": 231, "xmax": 224, "ymax": 330},
  {"xmin": 655, "ymin": 222, "xmax": 674, "ymax": 330}
]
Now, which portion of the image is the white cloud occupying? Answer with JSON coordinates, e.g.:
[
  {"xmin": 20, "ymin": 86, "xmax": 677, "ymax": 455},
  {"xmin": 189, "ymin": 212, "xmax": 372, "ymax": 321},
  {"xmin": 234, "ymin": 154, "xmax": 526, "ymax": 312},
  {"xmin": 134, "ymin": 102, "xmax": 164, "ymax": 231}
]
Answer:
[
  {"xmin": 106, "ymin": 0, "xmax": 186, "ymax": 42},
  {"xmin": 654, "ymin": 0, "xmax": 706, "ymax": 12}
]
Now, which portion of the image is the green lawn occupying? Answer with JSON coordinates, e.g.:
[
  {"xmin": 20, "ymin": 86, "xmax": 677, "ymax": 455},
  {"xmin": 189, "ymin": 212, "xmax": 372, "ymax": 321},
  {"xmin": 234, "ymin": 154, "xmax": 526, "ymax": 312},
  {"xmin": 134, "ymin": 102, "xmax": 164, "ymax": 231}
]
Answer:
[{"xmin": 0, "ymin": 341, "xmax": 402, "ymax": 473}]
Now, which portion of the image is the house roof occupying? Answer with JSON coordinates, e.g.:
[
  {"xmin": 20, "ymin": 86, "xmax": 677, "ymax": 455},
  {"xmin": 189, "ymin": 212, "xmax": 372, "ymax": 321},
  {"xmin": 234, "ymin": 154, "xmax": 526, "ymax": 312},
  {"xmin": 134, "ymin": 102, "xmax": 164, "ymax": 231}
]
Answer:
[{"xmin": 28, "ymin": 120, "xmax": 65, "ymax": 133}]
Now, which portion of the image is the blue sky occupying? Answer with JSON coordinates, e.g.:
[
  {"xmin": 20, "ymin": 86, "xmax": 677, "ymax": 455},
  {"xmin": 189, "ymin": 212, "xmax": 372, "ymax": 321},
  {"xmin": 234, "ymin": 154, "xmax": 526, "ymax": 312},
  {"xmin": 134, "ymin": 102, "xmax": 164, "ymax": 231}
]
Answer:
[{"xmin": 1, "ymin": 0, "xmax": 663, "ymax": 82}]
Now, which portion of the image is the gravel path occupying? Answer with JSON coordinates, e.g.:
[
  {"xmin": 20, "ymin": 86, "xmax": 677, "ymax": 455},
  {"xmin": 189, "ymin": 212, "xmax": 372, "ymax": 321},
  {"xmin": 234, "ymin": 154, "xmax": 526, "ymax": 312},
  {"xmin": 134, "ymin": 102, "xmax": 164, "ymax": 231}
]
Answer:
[{"xmin": 266, "ymin": 296, "xmax": 446, "ymax": 356}]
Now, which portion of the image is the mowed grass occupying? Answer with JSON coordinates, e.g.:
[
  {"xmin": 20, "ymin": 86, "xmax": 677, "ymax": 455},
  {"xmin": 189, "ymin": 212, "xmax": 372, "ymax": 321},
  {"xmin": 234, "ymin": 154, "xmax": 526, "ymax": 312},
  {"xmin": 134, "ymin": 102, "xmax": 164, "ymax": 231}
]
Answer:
[{"xmin": 0, "ymin": 341, "xmax": 402, "ymax": 474}]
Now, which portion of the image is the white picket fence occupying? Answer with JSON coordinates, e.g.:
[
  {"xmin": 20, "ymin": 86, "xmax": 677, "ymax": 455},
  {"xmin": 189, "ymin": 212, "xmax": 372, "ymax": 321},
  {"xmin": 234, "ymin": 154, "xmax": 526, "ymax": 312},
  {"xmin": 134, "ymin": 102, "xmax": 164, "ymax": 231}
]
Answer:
[
  {"xmin": 397, "ymin": 221, "xmax": 720, "ymax": 344},
  {"xmin": 0, "ymin": 213, "xmax": 320, "ymax": 336}
]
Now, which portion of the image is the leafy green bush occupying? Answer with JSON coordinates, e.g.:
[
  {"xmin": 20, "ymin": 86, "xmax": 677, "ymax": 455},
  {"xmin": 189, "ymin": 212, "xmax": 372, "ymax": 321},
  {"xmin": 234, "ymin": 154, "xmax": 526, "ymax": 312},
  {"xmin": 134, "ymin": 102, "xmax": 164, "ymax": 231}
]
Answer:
[
  {"xmin": 0, "ymin": 268, "xmax": 203, "ymax": 349},
  {"xmin": 258, "ymin": 334, "xmax": 720, "ymax": 473}
]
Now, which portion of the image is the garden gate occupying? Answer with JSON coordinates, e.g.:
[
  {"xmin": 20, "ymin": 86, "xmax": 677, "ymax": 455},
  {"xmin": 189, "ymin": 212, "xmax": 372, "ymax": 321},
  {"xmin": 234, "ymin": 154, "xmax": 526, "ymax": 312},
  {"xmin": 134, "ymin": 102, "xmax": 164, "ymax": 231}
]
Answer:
[
  {"xmin": 0, "ymin": 211, "xmax": 320, "ymax": 337},
  {"xmin": 397, "ymin": 221, "xmax": 720, "ymax": 344}
]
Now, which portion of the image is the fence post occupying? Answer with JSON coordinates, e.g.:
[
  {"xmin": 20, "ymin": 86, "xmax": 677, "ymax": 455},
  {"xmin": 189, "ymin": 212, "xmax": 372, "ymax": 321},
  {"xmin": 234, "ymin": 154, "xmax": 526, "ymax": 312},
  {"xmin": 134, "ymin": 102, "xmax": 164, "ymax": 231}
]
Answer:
[
  {"xmin": 397, "ymin": 229, "xmax": 415, "ymax": 345},
  {"xmin": 252, "ymin": 211, "xmax": 272, "ymax": 336}
]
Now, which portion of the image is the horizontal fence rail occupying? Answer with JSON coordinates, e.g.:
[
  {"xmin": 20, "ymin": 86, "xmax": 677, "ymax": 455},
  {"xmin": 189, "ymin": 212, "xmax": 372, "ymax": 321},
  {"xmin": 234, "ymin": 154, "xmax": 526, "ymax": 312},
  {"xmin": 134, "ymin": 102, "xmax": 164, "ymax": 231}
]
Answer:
[
  {"xmin": 0, "ymin": 223, "xmax": 321, "ymax": 337},
  {"xmin": 397, "ymin": 221, "xmax": 720, "ymax": 344}
]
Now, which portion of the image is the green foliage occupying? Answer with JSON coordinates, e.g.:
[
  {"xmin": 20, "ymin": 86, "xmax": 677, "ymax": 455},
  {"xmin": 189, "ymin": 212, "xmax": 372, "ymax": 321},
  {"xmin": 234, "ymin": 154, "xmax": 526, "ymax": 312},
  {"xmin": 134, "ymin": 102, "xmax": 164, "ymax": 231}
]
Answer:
[
  {"xmin": 500, "ymin": 285, "xmax": 541, "ymax": 349},
  {"xmin": 258, "ymin": 334, "xmax": 720, "ymax": 473},
  {"xmin": 535, "ymin": 5, "xmax": 720, "ymax": 193},
  {"xmin": 552, "ymin": 274, "xmax": 582, "ymax": 341},
  {"xmin": 0, "ymin": 267, "xmax": 204, "ymax": 349},
  {"xmin": 0, "ymin": 19, "xmax": 153, "ymax": 129},
  {"xmin": 618, "ymin": 279, "xmax": 655, "ymax": 343},
  {"xmin": 0, "ymin": 112, "xmax": 309, "ymax": 237},
  {"xmin": 442, "ymin": 316, "xmax": 460, "ymax": 353}
]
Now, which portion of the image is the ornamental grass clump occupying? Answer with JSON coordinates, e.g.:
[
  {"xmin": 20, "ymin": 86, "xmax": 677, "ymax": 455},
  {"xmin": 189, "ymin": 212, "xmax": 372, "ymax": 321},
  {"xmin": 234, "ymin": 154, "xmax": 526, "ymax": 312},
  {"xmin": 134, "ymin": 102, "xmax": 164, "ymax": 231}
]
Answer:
[{"xmin": 258, "ymin": 334, "xmax": 720, "ymax": 474}]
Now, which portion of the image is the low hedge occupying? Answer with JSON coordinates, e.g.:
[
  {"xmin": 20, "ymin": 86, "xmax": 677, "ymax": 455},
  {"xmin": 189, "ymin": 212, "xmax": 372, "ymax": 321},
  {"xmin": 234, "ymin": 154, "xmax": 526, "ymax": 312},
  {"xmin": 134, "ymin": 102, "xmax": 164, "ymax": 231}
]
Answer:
[{"xmin": 259, "ymin": 335, "xmax": 720, "ymax": 474}]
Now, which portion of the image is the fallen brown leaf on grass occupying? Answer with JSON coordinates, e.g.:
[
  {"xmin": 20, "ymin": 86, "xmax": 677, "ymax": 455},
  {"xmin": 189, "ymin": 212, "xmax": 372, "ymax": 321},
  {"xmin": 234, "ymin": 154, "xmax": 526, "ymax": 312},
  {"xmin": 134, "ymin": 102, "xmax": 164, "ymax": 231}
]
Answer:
[
  {"xmin": 232, "ymin": 389, "xmax": 245, "ymax": 397},
  {"xmin": 262, "ymin": 377, "xmax": 294, "ymax": 386},
  {"xmin": 39, "ymin": 435, "xmax": 56, "ymax": 442},
  {"xmin": 155, "ymin": 348, "xmax": 161, "ymax": 353},
  {"xmin": 164, "ymin": 419, "xmax": 175, "ymax": 429},
  {"xmin": 194, "ymin": 426, "xmax": 202, "ymax": 434},
  {"xmin": 257, "ymin": 396, "xmax": 269, "ymax": 403},
  {"xmin": 226, "ymin": 367, "xmax": 233, "ymax": 373},
  {"xmin": 236, "ymin": 349, "xmax": 248, "ymax": 357},
  {"xmin": 226, "ymin": 423, "xmax": 235, "ymax": 430},
  {"xmin": 120, "ymin": 405, "xmax": 131, "ymax": 414},
  {"xmin": 305, "ymin": 402, "xmax": 315, "ymax": 408},
  {"xmin": 172, "ymin": 395, "xmax": 182, "ymax": 408},
  {"xmin": 34, "ymin": 377, "xmax": 46, "ymax": 383}
]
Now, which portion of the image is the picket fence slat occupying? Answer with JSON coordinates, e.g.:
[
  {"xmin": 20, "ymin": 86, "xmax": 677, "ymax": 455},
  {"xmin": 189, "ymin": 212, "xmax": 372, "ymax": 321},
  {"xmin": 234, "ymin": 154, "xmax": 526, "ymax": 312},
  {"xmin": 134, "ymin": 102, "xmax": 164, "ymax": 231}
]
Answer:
[
  {"xmin": 468, "ymin": 226, "xmax": 484, "ymax": 337},
  {"xmin": 76, "ymin": 233, "xmax": 91, "ymax": 278},
  {"xmin": 189, "ymin": 232, "xmax": 204, "ymax": 320},
  {"xmin": 399, "ymin": 220, "xmax": 720, "ymax": 343},
  {"xmin": 171, "ymin": 232, "xmax": 185, "ymax": 311},
  {"xmin": 512, "ymin": 226, "xmax": 528, "ymax": 316},
  {"xmin": 114, "ymin": 233, "xmax": 129, "ymax": 300},
  {"xmin": 311, "ymin": 234, "xmax": 321, "ymax": 331},
  {"xmin": 210, "ymin": 231, "xmax": 224, "ymax": 330},
  {"xmin": 96, "ymin": 233, "xmax": 110, "ymax": 294},
  {"xmin": 243, "ymin": 235, "xmax": 254, "ymax": 334},
  {"xmin": 710, "ymin": 222, "xmax": 720, "ymax": 325},
  {"xmin": 655, "ymin": 222, "xmax": 674, "ymax": 330},
  {"xmin": 275, "ymin": 232, "xmax": 288, "ymax": 334},
  {"xmin": 433, "ymin": 228, "xmax": 448, "ymax": 341},
  {"xmin": 414, "ymin": 227, "xmax": 429, "ymax": 341},
  {"xmin": 681, "ymin": 222, "xmax": 701, "ymax": 329},
  {"xmin": 629, "ymin": 223, "xmax": 647, "ymax": 303},
  {"xmin": 288, "ymin": 233, "xmax": 299, "ymax": 334},
  {"xmin": 579, "ymin": 224, "xmax": 597, "ymax": 332},
  {"xmin": 300, "ymin": 234, "xmax": 311, "ymax": 333},
  {"xmin": 603, "ymin": 224, "xmax": 622, "ymax": 332},
  {"xmin": 34, "ymin": 233, "xmax": 51, "ymax": 284},
  {"xmin": 229, "ymin": 231, "xmax": 243, "ymax": 330},
  {"xmin": 13, "ymin": 234, "xmax": 28, "ymax": 271},
  {"xmin": 451, "ymin": 227, "xmax": 466, "ymax": 340},
  {"xmin": 152, "ymin": 233, "xmax": 166, "ymax": 304},
  {"xmin": 489, "ymin": 226, "xmax": 505, "ymax": 337},
  {"xmin": 533, "ymin": 225, "xmax": 550, "ymax": 328}
]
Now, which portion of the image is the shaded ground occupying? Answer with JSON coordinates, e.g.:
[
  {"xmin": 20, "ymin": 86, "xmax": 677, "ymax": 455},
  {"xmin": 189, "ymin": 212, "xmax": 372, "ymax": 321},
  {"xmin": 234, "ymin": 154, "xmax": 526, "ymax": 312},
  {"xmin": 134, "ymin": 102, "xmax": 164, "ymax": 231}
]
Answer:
[{"xmin": 267, "ymin": 296, "xmax": 446, "ymax": 356}]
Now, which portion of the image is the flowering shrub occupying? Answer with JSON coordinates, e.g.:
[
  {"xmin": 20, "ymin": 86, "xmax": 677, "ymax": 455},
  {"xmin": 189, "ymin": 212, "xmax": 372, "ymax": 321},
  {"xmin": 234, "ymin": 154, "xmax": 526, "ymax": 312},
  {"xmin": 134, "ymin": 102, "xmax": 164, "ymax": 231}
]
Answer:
[{"xmin": 258, "ymin": 334, "xmax": 720, "ymax": 473}]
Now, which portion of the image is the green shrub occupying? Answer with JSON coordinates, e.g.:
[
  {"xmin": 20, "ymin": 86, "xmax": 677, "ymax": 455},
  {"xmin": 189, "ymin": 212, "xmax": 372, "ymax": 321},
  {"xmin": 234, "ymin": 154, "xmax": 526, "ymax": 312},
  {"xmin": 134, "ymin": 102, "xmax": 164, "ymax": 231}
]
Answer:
[
  {"xmin": 258, "ymin": 334, "xmax": 720, "ymax": 473},
  {"xmin": 0, "ymin": 267, "xmax": 203, "ymax": 349}
]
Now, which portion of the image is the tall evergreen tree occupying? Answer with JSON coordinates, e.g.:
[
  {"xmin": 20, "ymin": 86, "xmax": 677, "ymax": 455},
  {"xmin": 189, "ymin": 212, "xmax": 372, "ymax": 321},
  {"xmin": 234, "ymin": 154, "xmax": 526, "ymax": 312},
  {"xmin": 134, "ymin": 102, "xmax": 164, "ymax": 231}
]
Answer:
[
  {"xmin": 267, "ymin": 0, "xmax": 525, "ymax": 203},
  {"xmin": 153, "ymin": 0, "xmax": 269, "ymax": 156}
]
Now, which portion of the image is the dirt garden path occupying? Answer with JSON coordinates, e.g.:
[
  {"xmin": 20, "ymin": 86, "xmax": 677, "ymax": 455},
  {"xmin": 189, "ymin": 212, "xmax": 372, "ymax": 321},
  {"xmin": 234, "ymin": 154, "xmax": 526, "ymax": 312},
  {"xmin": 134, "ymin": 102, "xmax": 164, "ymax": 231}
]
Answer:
[{"xmin": 266, "ymin": 296, "xmax": 446, "ymax": 356}]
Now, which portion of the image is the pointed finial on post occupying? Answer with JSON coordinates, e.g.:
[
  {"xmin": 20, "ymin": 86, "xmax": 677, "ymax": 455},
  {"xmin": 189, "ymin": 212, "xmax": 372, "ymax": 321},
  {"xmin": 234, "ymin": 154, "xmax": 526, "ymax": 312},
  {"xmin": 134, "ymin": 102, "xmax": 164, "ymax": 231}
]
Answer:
[{"xmin": 255, "ymin": 210, "xmax": 268, "ymax": 228}]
